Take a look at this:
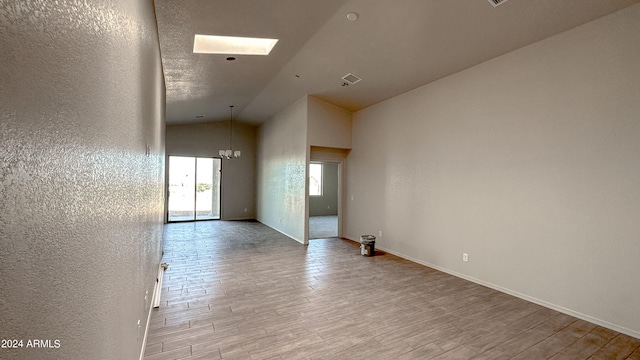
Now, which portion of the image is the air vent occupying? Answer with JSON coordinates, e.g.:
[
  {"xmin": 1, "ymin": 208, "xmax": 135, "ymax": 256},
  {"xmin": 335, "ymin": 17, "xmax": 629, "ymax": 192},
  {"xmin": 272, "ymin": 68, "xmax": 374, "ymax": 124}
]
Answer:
[
  {"xmin": 488, "ymin": 0, "xmax": 510, "ymax": 7},
  {"xmin": 341, "ymin": 73, "xmax": 362, "ymax": 85}
]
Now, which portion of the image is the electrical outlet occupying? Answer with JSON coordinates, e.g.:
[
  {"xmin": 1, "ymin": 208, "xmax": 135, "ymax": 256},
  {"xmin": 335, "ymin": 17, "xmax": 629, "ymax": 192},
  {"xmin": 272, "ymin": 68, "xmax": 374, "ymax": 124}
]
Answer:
[
  {"xmin": 244, "ymin": 208, "xmax": 248, "ymax": 213},
  {"xmin": 378, "ymin": 230, "xmax": 383, "ymax": 237},
  {"xmin": 137, "ymin": 319, "xmax": 141, "ymax": 340},
  {"xmin": 462, "ymin": 253, "xmax": 469, "ymax": 262}
]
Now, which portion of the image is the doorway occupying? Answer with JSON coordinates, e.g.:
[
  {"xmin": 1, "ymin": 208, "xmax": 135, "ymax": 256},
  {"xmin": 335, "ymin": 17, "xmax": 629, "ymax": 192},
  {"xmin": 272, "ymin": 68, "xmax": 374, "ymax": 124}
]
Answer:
[
  {"xmin": 308, "ymin": 161, "xmax": 339, "ymax": 239},
  {"xmin": 167, "ymin": 156, "xmax": 221, "ymax": 222}
]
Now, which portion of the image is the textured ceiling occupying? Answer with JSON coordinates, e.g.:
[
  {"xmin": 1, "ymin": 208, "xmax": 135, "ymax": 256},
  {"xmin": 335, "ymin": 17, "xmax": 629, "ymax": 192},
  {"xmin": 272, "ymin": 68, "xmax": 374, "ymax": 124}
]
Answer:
[{"xmin": 155, "ymin": 0, "xmax": 640, "ymax": 125}]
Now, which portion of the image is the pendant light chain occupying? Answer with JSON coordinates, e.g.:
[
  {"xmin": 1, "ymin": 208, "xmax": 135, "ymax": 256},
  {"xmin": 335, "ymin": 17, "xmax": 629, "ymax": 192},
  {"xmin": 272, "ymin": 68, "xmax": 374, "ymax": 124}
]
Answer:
[
  {"xmin": 229, "ymin": 105, "xmax": 233, "ymax": 151},
  {"xmin": 219, "ymin": 105, "xmax": 241, "ymax": 159}
]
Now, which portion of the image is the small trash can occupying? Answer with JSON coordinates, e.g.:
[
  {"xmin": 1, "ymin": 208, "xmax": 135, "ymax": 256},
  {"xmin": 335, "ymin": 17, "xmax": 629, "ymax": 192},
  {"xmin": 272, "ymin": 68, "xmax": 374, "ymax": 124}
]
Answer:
[{"xmin": 360, "ymin": 235, "xmax": 376, "ymax": 256}]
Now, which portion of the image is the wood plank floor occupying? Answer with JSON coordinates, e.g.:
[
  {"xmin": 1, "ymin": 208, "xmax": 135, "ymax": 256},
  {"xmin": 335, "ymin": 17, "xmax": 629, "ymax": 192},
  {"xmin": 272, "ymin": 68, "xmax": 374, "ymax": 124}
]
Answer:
[{"xmin": 144, "ymin": 221, "xmax": 640, "ymax": 360}]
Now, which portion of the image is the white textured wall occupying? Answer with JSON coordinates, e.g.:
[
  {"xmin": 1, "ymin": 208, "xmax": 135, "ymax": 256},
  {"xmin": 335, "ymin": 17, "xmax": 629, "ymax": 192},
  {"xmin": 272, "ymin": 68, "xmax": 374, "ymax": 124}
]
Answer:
[
  {"xmin": 346, "ymin": 4, "xmax": 640, "ymax": 337},
  {"xmin": 166, "ymin": 121, "xmax": 257, "ymax": 220},
  {"xmin": 257, "ymin": 97, "xmax": 308, "ymax": 243},
  {"xmin": 0, "ymin": 1, "xmax": 165, "ymax": 359},
  {"xmin": 307, "ymin": 96, "xmax": 352, "ymax": 149}
]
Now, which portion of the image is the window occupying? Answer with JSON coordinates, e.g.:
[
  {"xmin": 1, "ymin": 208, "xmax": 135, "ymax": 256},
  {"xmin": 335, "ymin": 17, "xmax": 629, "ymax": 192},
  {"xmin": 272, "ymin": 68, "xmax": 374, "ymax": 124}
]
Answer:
[{"xmin": 309, "ymin": 163, "xmax": 322, "ymax": 196}]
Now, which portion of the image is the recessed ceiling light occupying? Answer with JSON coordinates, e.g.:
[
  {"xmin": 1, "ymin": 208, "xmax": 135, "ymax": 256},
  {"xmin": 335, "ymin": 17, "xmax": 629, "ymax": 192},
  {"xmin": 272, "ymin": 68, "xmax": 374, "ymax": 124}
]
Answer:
[
  {"xmin": 193, "ymin": 35, "xmax": 279, "ymax": 55},
  {"xmin": 346, "ymin": 12, "xmax": 359, "ymax": 21}
]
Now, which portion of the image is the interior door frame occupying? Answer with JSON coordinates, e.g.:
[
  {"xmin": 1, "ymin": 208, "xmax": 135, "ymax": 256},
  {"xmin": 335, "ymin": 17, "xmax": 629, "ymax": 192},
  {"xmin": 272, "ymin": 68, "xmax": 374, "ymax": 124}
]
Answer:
[
  {"xmin": 307, "ymin": 147, "xmax": 350, "ymax": 242},
  {"xmin": 307, "ymin": 159, "xmax": 346, "ymax": 241}
]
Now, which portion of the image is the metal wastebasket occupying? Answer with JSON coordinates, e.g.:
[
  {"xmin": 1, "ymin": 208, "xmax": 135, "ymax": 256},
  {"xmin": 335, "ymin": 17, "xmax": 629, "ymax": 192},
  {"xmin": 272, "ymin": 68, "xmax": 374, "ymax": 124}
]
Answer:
[{"xmin": 360, "ymin": 235, "xmax": 376, "ymax": 256}]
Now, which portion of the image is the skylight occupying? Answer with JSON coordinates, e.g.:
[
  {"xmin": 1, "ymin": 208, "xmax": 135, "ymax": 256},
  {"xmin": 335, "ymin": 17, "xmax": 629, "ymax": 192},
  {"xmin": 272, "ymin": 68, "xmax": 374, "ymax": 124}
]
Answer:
[{"xmin": 193, "ymin": 35, "xmax": 279, "ymax": 55}]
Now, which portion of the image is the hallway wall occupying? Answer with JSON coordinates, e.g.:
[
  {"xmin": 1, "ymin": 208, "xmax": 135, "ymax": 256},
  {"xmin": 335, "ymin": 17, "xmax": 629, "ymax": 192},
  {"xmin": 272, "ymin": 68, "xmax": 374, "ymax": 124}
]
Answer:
[
  {"xmin": 0, "ymin": 1, "xmax": 165, "ymax": 359},
  {"xmin": 257, "ymin": 97, "xmax": 308, "ymax": 243}
]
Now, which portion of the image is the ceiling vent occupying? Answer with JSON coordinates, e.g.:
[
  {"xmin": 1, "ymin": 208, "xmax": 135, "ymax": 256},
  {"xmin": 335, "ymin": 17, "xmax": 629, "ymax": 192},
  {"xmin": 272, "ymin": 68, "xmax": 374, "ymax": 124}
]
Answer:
[
  {"xmin": 341, "ymin": 73, "xmax": 362, "ymax": 85},
  {"xmin": 488, "ymin": 0, "xmax": 510, "ymax": 7}
]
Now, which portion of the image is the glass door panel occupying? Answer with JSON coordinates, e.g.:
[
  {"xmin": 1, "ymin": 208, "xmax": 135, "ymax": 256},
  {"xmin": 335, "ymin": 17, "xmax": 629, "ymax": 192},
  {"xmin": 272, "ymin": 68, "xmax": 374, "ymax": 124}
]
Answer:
[
  {"xmin": 168, "ymin": 156, "xmax": 196, "ymax": 221},
  {"xmin": 168, "ymin": 156, "xmax": 221, "ymax": 222},
  {"xmin": 195, "ymin": 157, "xmax": 221, "ymax": 220}
]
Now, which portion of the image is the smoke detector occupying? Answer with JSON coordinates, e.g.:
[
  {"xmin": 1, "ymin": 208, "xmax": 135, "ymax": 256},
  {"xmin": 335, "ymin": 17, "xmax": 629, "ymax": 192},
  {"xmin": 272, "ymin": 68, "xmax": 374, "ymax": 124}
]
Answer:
[{"xmin": 488, "ymin": 0, "xmax": 510, "ymax": 7}]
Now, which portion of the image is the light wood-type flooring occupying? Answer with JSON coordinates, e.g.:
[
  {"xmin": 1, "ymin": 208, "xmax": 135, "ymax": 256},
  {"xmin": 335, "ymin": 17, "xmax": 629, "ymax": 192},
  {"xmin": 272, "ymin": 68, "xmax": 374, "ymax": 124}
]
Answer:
[{"xmin": 144, "ymin": 221, "xmax": 640, "ymax": 360}]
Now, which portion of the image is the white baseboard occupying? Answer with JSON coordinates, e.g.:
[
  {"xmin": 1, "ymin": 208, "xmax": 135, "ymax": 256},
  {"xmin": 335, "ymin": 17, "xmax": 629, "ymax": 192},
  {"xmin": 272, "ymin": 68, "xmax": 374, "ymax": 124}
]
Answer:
[
  {"xmin": 345, "ymin": 236, "xmax": 639, "ymax": 340},
  {"xmin": 139, "ymin": 262, "xmax": 167, "ymax": 360},
  {"xmin": 139, "ymin": 287, "xmax": 155, "ymax": 360}
]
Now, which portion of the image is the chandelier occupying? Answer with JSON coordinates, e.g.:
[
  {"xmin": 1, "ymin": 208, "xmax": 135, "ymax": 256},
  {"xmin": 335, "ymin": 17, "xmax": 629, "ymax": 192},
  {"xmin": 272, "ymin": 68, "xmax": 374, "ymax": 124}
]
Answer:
[{"xmin": 219, "ymin": 105, "xmax": 241, "ymax": 159}]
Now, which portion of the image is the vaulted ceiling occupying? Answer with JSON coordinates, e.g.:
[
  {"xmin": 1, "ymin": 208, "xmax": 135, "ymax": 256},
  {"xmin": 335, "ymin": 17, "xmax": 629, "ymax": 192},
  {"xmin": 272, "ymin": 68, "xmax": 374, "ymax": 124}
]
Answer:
[{"xmin": 154, "ymin": 0, "xmax": 640, "ymax": 125}]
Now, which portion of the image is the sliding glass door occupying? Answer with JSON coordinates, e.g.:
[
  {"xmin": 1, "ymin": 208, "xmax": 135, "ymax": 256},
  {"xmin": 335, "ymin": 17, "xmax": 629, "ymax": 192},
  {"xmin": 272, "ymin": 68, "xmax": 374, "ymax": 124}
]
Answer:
[{"xmin": 167, "ymin": 156, "xmax": 221, "ymax": 222}]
